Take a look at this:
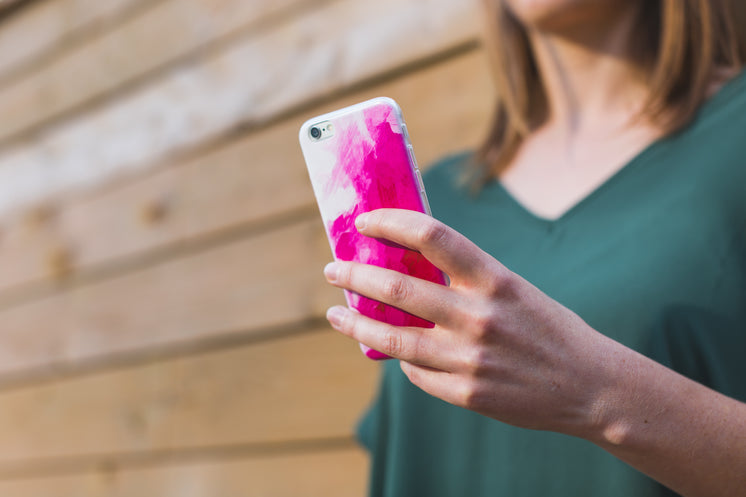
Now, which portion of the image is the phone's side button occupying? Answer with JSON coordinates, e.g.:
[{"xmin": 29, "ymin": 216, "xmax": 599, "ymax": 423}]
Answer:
[
  {"xmin": 407, "ymin": 146, "xmax": 419, "ymax": 170},
  {"xmin": 401, "ymin": 123, "xmax": 410, "ymax": 141},
  {"xmin": 415, "ymin": 169, "xmax": 426, "ymax": 192}
]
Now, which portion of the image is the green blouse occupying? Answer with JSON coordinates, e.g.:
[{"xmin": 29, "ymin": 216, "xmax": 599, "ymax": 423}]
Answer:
[{"xmin": 357, "ymin": 69, "xmax": 746, "ymax": 497}]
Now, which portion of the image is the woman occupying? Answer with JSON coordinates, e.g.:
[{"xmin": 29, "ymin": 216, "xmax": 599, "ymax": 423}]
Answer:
[{"xmin": 324, "ymin": 0, "xmax": 746, "ymax": 495}]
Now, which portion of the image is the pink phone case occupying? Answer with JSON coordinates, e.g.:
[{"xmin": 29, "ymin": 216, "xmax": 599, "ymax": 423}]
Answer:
[{"xmin": 299, "ymin": 97, "xmax": 447, "ymax": 360}]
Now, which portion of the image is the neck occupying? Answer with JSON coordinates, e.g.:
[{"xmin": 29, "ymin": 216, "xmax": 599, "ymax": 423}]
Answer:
[{"xmin": 527, "ymin": 4, "xmax": 650, "ymax": 136}]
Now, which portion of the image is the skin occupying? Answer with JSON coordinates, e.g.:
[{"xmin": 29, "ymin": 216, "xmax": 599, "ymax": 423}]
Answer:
[
  {"xmin": 502, "ymin": 0, "xmax": 665, "ymax": 220},
  {"xmin": 324, "ymin": 1, "xmax": 746, "ymax": 495},
  {"xmin": 324, "ymin": 210, "xmax": 746, "ymax": 497}
]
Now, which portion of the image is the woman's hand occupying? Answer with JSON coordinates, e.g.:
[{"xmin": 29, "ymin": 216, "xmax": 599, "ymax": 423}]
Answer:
[
  {"xmin": 323, "ymin": 208, "xmax": 616, "ymax": 437},
  {"xmin": 323, "ymin": 208, "xmax": 746, "ymax": 497}
]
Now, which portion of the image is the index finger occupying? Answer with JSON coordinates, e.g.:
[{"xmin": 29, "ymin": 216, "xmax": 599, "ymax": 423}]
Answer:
[{"xmin": 355, "ymin": 208, "xmax": 502, "ymax": 286}]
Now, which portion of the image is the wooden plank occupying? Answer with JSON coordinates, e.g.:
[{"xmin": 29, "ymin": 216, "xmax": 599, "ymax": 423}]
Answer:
[
  {"xmin": 0, "ymin": 218, "xmax": 342, "ymax": 377},
  {"xmin": 0, "ymin": 0, "xmax": 479, "ymax": 216},
  {"xmin": 0, "ymin": 50, "xmax": 494, "ymax": 302},
  {"xmin": 0, "ymin": 0, "xmax": 309, "ymax": 141},
  {"xmin": 0, "ymin": 0, "xmax": 26, "ymax": 15},
  {"xmin": 0, "ymin": 0, "xmax": 153, "ymax": 84},
  {"xmin": 0, "ymin": 328, "xmax": 379, "ymax": 463},
  {"xmin": 0, "ymin": 447, "xmax": 368, "ymax": 497}
]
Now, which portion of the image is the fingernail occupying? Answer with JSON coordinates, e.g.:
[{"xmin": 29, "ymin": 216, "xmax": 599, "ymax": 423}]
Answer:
[
  {"xmin": 323, "ymin": 262, "xmax": 339, "ymax": 282},
  {"xmin": 326, "ymin": 306, "xmax": 346, "ymax": 328},
  {"xmin": 355, "ymin": 213, "xmax": 368, "ymax": 231}
]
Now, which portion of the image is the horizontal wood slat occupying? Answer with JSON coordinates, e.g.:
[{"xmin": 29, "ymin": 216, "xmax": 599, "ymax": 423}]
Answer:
[
  {"xmin": 0, "ymin": 218, "xmax": 341, "ymax": 377},
  {"xmin": 0, "ymin": 50, "xmax": 493, "ymax": 304},
  {"xmin": 0, "ymin": 0, "xmax": 478, "ymax": 216},
  {"xmin": 0, "ymin": 0, "xmax": 152, "ymax": 84},
  {"xmin": 0, "ymin": 0, "xmax": 309, "ymax": 142},
  {"xmin": 0, "ymin": 1, "xmax": 498, "ymax": 494},
  {"xmin": 0, "ymin": 328, "xmax": 379, "ymax": 464},
  {"xmin": 0, "ymin": 447, "xmax": 368, "ymax": 497},
  {"xmin": 0, "ymin": 0, "xmax": 26, "ymax": 15}
]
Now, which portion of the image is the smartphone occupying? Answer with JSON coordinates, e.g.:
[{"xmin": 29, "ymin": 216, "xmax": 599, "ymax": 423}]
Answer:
[{"xmin": 299, "ymin": 97, "xmax": 447, "ymax": 360}]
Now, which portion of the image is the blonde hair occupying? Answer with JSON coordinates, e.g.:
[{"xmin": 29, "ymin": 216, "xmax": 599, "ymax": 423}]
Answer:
[{"xmin": 475, "ymin": 0, "xmax": 746, "ymax": 184}]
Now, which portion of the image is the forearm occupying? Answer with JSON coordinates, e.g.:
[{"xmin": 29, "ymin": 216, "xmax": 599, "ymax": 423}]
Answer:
[
  {"xmin": 584, "ymin": 336, "xmax": 746, "ymax": 497},
  {"xmin": 323, "ymin": 209, "xmax": 746, "ymax": 496}
]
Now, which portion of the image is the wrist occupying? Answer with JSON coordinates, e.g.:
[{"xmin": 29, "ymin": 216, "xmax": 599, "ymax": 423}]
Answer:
[
  {"xmin": 578, "ymin": 338, "xmax": 694, "ymax": 451},
  {"xmin": 573, "ymin": 333, "xmax": 647, "ymax": 448}
]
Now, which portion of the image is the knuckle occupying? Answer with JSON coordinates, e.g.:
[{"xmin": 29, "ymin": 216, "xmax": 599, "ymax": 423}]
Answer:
[
  {"xmin": 498, "ymin": 270, "xmax": 522, "ymax": 298},
  {"xmin": 462, "ymin": 346, "xmax": 489, "ymax": 376},
  {"xmin": 410, "ymin": 330, "xmax": 428, "ymax": 362},
  {"xmin": 467, "ymin": 304, "xmax": 500, "ymax": 340},
  {"xmin": 383, "ymin": 275, "xmax": 411, "ymax": 303},
  {"xmin": 482, "ymin": 273, "xmax": 502, "ymax": 298},
  {"xmin": 417, "ymin": 219, "xmax": 448, "ymax": 246},
  {"xmin": 381, "ymin": 327, "xmax": 404, "ymax": 357},
  {"xmin": 459, "ymin": 379, "xmax": 485, "ymax": 410},
  {"xmin": 484, "ymin": 267, "xmax": 520, "ymax": 299}
]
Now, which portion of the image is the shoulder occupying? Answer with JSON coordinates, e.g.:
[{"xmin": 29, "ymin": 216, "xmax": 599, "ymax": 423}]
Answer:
[
  {"xmin": 682, "ymin": 68, "xmax": 746, "ymax": 141},
  {"xmin": 649, "ymin": 69, "xmax": 746, "ymax": 239},
  {"xmin": 660, "ymin": 69, "xmax": 746, "ymax": 187}
]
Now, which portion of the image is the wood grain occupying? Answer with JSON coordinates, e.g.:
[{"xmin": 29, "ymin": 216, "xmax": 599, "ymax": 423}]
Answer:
[
  {"xmin": 0, "ymin": 328, "xmax": 379, "ymax": 463},
  {"xmin": 0, "ymin": 50, "xmax": 494, "ymax": 304},
  {"xmin": 0, "ymin": 0, "xmax": 27, "ymax": 15},
  {"xmin": 0, "ymin": 447, "xmax": 368, "ymax": 496},
  {"xmin": 0, "ymin": 447, "xmax": 368, "ymax": 497},
  {"xmin": 0, "ymin": 0, "xmax": 309, "ymax": 141},
  {"xmin": 0, "ymin": 0, "xmax": 153, "ymax": 84},
  {"xmin": 0, "ymin": 1, "xmax": 498, "ymax": 494},
  {"xmin": 0, "ymin": 218, "xmax": 343, "ymax": 377},
  {"xmin": 0, "ymin": 0, "xmax": 478, "ymax": 216}
]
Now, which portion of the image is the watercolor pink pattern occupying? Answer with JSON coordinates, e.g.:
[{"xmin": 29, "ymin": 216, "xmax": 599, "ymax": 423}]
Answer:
[{"xmin": 319, "ymin": 101, "xmax": 446, "ymax": 359}]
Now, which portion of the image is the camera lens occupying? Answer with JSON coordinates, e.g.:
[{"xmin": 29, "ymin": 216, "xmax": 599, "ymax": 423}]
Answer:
[{"xmin": 310, "ymin": 127, "xmax": 321, "ymax": 139}]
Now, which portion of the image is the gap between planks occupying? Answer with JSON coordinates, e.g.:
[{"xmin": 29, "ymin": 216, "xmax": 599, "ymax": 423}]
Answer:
[
  {"xmin": 0, "ymin": 313, "xmax": 331, "ymax": 393},
  {"xmin": 23, "ymin": 36, "xmax": 479, "ymax": 214},
  {"xmin": 0, "ymin": 435, "xmax": 361, "ymax": 481},
  {"xmin": 0, "ymin": 40, "xmax": 480, "ymax": 310},
  {"xmin": 0, "ymin": 0, "xmax": 35, "ymax": 21},
  {"xmin": 0, "ymin": 0, "xmax": 167, "ymax": 89},
  {"xmin": 0, "ymin": 204, "xmax": 319, "ymax": 311},
  {"xmin": 0, "ymin": 0, "xmax": 338, "ymax": 150}
]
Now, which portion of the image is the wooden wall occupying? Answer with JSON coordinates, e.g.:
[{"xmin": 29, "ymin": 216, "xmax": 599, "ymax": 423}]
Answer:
[{"xmin": 0, "ymin": 0, "xmax": 494, "ymax": 494}]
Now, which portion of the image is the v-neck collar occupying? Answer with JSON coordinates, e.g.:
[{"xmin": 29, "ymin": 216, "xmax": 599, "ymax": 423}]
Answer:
[
  {"xmin": 482, "ymin": 68, "xmax": 746, "ymax": 230},
  {"xmin": 491, "ymin": 136, "xmax": 671, "ymax": 229}
]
